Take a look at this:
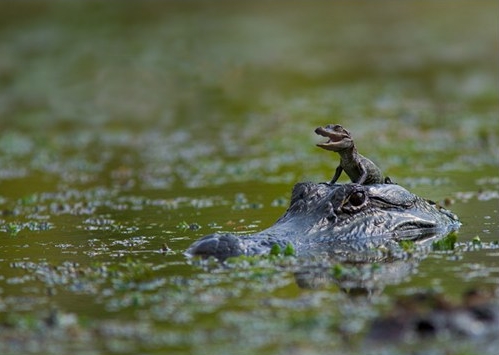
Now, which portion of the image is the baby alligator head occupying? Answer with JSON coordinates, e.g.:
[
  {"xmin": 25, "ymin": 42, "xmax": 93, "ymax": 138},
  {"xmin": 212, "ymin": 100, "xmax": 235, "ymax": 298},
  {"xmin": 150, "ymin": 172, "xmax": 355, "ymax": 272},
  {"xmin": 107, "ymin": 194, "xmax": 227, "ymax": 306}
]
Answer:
[{"xmin": 315, "ymin": 124, "xmax": 354, "ymax": 152}]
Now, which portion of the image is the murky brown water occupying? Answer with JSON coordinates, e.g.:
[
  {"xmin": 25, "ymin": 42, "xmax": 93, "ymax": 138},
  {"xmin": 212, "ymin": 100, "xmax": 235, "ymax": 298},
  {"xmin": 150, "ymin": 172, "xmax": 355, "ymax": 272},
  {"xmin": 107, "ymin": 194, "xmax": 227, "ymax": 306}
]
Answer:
[{"xmin": 0, "ymin": 1, "xmax": 498, "ymax": 354}]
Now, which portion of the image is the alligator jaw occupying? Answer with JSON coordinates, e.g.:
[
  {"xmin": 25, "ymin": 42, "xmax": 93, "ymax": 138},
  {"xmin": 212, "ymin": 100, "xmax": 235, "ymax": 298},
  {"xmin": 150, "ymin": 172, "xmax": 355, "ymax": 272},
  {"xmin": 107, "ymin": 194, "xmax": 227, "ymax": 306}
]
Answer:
[{"xmin": 388, "ymin": 215, "xmax": 460, "ymax": 242}]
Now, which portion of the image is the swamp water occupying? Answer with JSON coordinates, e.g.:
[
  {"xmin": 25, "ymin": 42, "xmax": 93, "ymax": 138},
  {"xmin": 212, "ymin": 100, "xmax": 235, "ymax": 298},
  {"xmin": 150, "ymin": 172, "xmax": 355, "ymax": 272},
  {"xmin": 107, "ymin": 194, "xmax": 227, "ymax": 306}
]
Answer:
[{"xmin": 0, "ymin": 2, "xmax": 498, "ymax": 354}]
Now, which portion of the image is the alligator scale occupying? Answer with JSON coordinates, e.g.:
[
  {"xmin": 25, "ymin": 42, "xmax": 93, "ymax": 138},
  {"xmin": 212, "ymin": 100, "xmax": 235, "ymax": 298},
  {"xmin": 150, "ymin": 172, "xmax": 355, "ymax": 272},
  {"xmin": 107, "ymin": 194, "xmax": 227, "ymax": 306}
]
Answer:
[{"xmin": 186, "ymin": 125, "xmax": 460, "ymax": 261}]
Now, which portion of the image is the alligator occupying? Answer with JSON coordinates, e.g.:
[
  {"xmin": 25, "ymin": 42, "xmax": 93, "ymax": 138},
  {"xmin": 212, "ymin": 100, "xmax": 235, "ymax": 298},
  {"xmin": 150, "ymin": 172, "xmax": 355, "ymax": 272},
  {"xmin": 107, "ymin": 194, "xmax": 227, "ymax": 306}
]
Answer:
[
  {"xmin": 186, "ymin": 181, "xmax": 460, "ymax": 261},
  {"xmin": 315, "ymin": 124, "xmax": 389, "ymax": 185}
]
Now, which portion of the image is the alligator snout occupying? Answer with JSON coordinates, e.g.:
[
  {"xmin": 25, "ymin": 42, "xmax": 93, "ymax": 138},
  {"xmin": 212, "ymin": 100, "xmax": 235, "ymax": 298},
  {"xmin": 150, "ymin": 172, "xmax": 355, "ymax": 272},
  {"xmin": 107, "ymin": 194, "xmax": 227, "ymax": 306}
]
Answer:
[{"xmin": 186, "ymin": 233, "xmax": 244, "ymax": 260}]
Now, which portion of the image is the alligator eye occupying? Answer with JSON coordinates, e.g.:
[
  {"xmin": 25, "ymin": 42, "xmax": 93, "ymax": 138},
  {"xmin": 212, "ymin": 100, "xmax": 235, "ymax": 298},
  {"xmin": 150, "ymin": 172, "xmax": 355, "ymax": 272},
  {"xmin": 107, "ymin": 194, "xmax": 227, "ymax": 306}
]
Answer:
[
  {"xmin": 349, "ymin": 191, "xmax": 366, "ymax": 207},
  {"xmin": 341, "ymin": 190, "xmax": 367, "ymax": 213}
]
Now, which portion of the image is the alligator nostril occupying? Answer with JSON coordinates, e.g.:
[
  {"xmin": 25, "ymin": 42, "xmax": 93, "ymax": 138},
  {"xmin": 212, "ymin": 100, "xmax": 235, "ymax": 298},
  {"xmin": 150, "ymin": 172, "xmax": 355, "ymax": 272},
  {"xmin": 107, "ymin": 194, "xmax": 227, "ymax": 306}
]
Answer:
[{"xmin": 326, "ymin": 213, "xmax": 336, "ymax": 222}]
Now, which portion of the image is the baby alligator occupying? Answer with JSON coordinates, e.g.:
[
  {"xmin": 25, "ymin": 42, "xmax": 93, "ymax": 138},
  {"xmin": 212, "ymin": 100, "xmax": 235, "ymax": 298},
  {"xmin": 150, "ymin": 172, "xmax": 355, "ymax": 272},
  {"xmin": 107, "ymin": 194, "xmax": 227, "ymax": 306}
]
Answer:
[{"xmin": 315, "ymin": 124, "xmax": 390, "ymax": 185}]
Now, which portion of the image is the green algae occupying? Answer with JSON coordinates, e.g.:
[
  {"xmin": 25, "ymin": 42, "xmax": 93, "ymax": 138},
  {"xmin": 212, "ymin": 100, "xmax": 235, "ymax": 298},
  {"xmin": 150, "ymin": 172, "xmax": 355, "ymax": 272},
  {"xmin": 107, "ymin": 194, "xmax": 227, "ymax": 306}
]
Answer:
[{"xmin": 432, "ymin": 231, "xmax": 458, "ymax": 251}]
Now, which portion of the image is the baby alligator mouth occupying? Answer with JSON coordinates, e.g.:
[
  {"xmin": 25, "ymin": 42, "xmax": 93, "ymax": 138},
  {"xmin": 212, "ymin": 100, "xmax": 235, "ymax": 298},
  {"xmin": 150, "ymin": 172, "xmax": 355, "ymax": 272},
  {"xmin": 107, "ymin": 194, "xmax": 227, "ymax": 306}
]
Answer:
[{"xmin": 315, "ymin": 126, "xmax": 346, "ymax": 149}]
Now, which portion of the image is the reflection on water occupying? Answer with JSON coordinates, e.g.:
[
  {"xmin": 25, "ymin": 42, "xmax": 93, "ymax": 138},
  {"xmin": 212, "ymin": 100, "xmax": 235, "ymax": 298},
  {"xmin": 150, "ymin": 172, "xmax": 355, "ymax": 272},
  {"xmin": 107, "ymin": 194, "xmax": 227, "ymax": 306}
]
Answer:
[
  {"xmin": 0, "ymin": 1, "xmax": 498, "ymax": 354},
  {"xmin": 294, "ymin": 258, "xmax": 420, "ymax": 295}
]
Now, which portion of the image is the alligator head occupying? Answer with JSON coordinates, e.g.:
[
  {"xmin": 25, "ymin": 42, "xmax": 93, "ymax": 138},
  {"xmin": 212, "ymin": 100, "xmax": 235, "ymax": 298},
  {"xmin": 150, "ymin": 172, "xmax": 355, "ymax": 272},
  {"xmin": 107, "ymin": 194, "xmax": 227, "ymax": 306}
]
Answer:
[{"xmin": 186, "ymin": 182, "xmax": 460, "ymax": 261}]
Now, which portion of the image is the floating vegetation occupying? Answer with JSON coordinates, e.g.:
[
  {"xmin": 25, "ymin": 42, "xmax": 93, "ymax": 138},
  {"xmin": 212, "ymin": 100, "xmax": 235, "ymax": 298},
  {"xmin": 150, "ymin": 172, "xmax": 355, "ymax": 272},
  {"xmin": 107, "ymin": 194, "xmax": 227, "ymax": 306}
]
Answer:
[
  {"xmin": 1, "ymin": 220, "xmax": 53, "ymax": 236},
  {"xmin": 232, "ymin": 193, "xmax": 264, "ymax": 210},
  {"xmin": 5, "ymin": 222, "xmax": 22, "ymax": 236},
  {"xmin": 283, "ymin": 243, "xmax": 296, "ymax": 256},
  {"xmin": 268, "ymin": 243, "xmax": 296, "ymax": 257},
  {"xmin": 456, "ymin": 190, "xmax": 499, "ymax": 202},
  {"xmin": 270, "ymin": 197, "xmax": 289, "ymax": 207},
  {"xmin": 222, "ymin": 246, "xmax": 297, "ymax": 268},
  {"xmin": 269, "ymin": 243, "xmax": 281, "ymax": 256},
  {"xmin": 398, "ymin": 240, "xmax": 415, "ymax": 252},
  {"xmin": 176, "ymin": 221, "xmax": 201, "ymax": 231},
  {"xmin": 9, "ymin": 258, "xmax": 159, "ymax": 298},
  {"xmin": 432, "ymin": 232, "xmax": 458, "ymax": 251}
]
